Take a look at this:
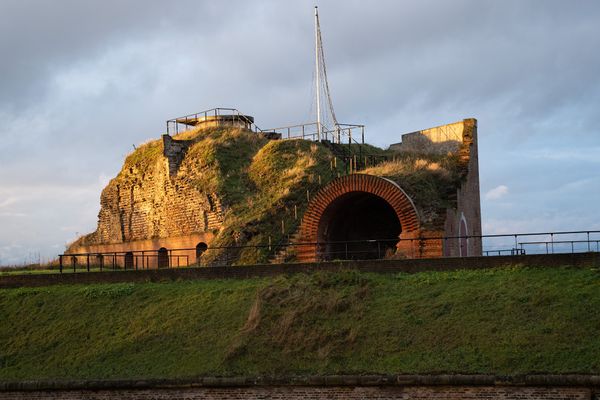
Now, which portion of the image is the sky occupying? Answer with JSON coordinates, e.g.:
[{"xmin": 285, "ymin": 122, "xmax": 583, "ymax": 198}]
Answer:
[{"xmin": 1, "ymin": 0, "xmax": 599, "ymax": 265}]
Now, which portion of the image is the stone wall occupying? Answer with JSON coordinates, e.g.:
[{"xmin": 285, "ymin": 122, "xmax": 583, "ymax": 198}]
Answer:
[
  {"xmin": 71, "ymin": 139, "xmax": 224, "ymax": 254},
  {"xmin": 69, "ymin": 233, "xmax": 214, "ymax": 268}
]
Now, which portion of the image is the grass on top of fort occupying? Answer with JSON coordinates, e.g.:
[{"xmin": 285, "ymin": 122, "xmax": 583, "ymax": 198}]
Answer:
[{"xmin": 1, "ymin": 265, "xmax": 600, "ymax": 381}]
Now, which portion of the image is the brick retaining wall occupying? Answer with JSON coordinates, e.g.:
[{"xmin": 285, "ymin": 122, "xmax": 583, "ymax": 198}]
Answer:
[
  {"xmin": 0, "ymin": 252, "xmax": 598, "ymax": 288},
  {"xmin": 0, "ymin": 385, "xmax": 593, "ymax": 400},
  {"xmin": 1, "ymin": 375, "xmax": 599, "ymax": 400}
]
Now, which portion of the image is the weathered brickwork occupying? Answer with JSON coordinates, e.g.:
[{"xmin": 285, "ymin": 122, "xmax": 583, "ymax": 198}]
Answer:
[
  {"xmin": 444, "ymin": 118, "xmax": 483, "ymax": 257},
  {"xmin": 71, "ymin": 138, "xmax": 224, "ymax": 255},
  {"xmin": 299, "ymin": 118, "xmax": 482, "ymax": 260},
  {"xmin": 297, "ymin": 174, "xmax": 422, "ymax": 261},
  {"xmin": 0, "ymin": 385, "xmax": 592, "ymax": 400}
]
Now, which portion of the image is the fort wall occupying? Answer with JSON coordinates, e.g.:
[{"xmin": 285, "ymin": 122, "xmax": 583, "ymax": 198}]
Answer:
[{"xmin": 70, "ymin": 138, "xmax": 224, "ymax": 258}]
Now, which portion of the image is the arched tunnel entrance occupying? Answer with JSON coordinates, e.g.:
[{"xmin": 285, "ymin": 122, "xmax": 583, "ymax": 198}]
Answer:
[
  {"xmin": 318, "ymin": 192, "xmax": 401, "ymax": 260},
  {"xmin": 298, "ymin": 174, "xmax": 421, "ymax": 262}
]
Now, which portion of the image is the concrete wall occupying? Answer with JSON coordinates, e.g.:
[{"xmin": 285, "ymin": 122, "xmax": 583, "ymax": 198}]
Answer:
[
  {"xmin": 162, "ymin": 134, "xmax": 192, "ymax": 176},
  {"xmin": 443, "ymin": 119, "xmax": 483, "ymax": 256},
  {"xmin": 390, "ymin": 118, "xmax": 482, "ymax": 257},
  {"xmin": 389, "ymin": 120, "xmax": 464, "ymax": 154}
]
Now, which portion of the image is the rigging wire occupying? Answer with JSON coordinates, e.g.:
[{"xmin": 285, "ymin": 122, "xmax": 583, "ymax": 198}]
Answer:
[{"xmin": 315, "ymin": 14, "xmax": 339, "ymax": 128}]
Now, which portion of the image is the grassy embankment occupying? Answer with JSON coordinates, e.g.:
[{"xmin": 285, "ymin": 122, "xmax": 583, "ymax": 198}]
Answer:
[{"xmin": 1, "ymin": 266, "xmax": 600, "ymax": 380}]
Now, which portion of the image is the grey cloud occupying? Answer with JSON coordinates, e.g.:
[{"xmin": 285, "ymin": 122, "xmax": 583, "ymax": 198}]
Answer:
[{"xmin": 1, "ymin": 0, "xmax": 600, "ymax": 263}]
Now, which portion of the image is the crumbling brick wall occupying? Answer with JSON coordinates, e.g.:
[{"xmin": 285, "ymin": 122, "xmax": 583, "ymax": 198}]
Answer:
[{"xmin": 73, "ymin": 138, "xmax": 224, "ymax": 251}]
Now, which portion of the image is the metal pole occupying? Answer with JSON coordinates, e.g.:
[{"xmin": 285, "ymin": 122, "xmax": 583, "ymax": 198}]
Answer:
[
  {"xmin": 314, "ymin": 6, "xmax": 321, "ymax": 141},
  {"xmin": 587, "ymin": 232, "xmax": 590, "ymax": 252}
]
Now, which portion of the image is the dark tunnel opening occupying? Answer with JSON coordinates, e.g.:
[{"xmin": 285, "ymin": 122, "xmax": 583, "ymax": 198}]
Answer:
[{"xmin": 317, "ymin": 192, "xmax": 401, "ymax": 260}]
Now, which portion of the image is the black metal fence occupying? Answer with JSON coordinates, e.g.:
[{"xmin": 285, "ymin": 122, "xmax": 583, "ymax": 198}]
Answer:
[{"xmin": 58, "ymin": 230, "xmax": 600, "ymax": 273}]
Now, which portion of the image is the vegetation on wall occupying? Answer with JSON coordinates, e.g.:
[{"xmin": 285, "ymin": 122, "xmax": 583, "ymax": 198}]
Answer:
[
  {"xmin": 1, "ymin": 266, "xmax": 600, "ymax": 380},
  {"xmin": 361, "ymin": 152, "xmax": 464, "ymax": 228}
]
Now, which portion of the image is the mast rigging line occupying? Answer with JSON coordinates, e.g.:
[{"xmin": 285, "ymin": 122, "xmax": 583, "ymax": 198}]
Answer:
[{"xmin": 314, "ymin": 6, "xmax": 339, "ymax": 141}]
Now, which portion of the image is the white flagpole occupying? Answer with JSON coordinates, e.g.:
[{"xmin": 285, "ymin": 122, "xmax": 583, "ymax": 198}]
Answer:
[{"xmin": 314, "ymin": 6, "xmax": 321, "ymax": 141}]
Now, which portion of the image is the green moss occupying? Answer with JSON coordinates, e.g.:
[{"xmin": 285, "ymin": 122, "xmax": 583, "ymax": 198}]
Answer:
[{"xmin": 2, "ymin": 266, "xmax": 600, "ymax": 380}]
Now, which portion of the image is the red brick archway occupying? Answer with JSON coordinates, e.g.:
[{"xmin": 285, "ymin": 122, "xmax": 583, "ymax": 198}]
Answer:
[{"xmin": 297, "ymin": 174, "xmax": 421, "ymax": 261}]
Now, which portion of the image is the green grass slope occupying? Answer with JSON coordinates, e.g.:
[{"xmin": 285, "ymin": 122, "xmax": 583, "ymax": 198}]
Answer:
[{"xmin": 2, "ymin": 266, "xmax": 600, "ymax": 380}]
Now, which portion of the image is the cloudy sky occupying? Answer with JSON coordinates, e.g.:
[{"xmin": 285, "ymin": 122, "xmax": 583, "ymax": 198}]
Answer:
[{"xmin": 1, "ymin": 0, "xmax": 599, "ymax": 265}]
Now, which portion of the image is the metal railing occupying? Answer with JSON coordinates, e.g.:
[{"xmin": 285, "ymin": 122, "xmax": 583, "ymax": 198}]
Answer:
[
  {"xmin": 166, "ymin": 107, "xmax": 263, "ymax": 135},
  {"xmin": 58, "ymin": 230, "xmax": 600, "ymax": 273},
  {"xmin": 261, "ymin": 122, "xmax": 365, "ymax": 144}
]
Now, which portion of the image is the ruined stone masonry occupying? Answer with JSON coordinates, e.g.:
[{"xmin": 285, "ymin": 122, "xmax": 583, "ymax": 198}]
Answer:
[{"xmin": 68, "ymin": 115, "xmax": 482, "ymax": 266}]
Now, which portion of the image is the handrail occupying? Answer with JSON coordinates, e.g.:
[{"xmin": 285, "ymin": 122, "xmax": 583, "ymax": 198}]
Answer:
[
  {"xmin": 58, "ymin": 230, "xmax": 600, "ymax": 273},
  {"xmin": 166, "ymin": 107, "xmax": 264, "ymax": 135}
]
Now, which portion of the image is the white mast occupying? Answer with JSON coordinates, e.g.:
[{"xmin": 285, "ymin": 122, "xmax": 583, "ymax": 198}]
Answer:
[{"xmin": 314, "ymin": 6, "xmax": 321, "ymax": 141}]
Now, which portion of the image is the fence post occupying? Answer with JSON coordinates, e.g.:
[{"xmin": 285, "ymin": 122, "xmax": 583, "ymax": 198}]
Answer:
[
  {"xmin": 587, "ymin": 232, "xmax": 591, "ymax": 252},
  {"xmin": 86, "ymin": 255, "xmax": 90, "ymax": 272},
  {"xmin": 59, "ymin": 255, "xmax": 63, "ymax": 273}
]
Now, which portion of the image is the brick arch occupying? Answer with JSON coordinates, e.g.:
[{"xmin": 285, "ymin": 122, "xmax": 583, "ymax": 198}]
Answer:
[{"xmin": 297, "ymin": 174, "xmax": 420, "ymax": 261}]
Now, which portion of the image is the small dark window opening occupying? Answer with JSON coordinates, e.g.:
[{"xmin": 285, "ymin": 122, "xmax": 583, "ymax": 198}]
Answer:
[
  {"xmin": 157, "ymin": 247, "xmax": 169, "ymax": 268},
  {"xmin": 195, "ymin": 242, "xmax": 208, "ymax": 260},
  {"xmin": 124, "ymin": 251, "xmax": 134, "ymax": 269}
]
